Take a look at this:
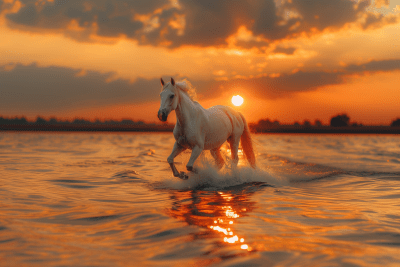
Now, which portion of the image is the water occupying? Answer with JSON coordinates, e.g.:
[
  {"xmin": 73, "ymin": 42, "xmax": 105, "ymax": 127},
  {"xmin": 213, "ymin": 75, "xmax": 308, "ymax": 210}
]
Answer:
[{"xmin": 0, "ymin": 132, "xmax": 399, "ymax": 266}]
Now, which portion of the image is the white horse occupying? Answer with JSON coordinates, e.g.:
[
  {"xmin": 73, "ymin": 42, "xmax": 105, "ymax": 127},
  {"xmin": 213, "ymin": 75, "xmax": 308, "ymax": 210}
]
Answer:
[{"xmin": 158, "ymin": 78, "xmax": 256, "ymax": 179}]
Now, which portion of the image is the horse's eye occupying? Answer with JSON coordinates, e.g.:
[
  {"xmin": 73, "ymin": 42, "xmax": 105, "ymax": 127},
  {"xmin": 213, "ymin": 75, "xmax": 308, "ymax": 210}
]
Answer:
[{"xmin": 170, "ymin": 95, "xmax": 175, "ymax": 99}]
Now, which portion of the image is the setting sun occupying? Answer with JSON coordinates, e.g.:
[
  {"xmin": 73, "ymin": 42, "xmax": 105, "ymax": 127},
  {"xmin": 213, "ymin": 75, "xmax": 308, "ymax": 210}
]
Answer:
[{"xmin": 232, "ymin": 95, "xmax": 244, "ymax": 106}]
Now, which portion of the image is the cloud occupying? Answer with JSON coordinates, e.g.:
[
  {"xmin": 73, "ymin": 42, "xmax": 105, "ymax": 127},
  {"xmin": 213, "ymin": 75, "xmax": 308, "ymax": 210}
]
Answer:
[
  {"xmin": 4, "ymin": 0, "xmax": 172, "ymax": 41},
  {"xmin": 361, "ymin": 12, "xmax": 400, "ymax": 29},
  {"xmin": 164, "ymin": 1, "xmax": 251, "ymax": 47},
  {"xmin": 281, "ymin": 0, "xmax": 370, "ymax": 32},
  {"xmin": 374, "ymin": 0, "xmax": 389, "ymax": 9},
  {"xmin": 272, "ymin": 45, "xmax": 297, "ymax": 55},
  {"xmin": 1, "ymin": 0, "xmax": 397, "ymax": 48},
  {"xmin": 1, "ymin": 59, "xmax": 399, "ymax": 115},
  {"xmin": 214, "ymin": 71, "xmax": 343, "ymax": 99},
  {"xmin": 346, "ymin": 59, "xmax": 400, "ymax": 72},
  {"xmin": 208, "ymin": 58, "xmax": 400, "ymax": 99},
  {"xmin": 0, "ymin": 63, "xmax": 161, "ymax": 112}
]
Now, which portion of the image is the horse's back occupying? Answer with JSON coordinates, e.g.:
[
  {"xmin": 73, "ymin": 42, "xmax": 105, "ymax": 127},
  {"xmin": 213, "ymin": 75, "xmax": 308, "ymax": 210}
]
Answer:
[
  {"xmin": 202, "ymin": 105, "xmax": 244, "ymax": 149},
  {"xmin": 208, "ymin": 105, "xmax": 244, "ymax": 133}
]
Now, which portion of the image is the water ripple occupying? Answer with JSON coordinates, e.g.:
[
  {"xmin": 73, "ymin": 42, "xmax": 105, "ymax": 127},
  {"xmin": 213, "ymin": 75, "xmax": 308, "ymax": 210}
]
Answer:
[{"xmin": 0, "ymin": 132, "xmax": 400, "ymax": 266}]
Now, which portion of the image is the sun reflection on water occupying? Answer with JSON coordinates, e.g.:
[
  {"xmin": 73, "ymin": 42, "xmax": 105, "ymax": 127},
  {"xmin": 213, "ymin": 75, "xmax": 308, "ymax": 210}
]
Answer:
[
  {"xmin": 208, "ymin": 192, "xmax": 251, "ymax": 251},
  {"xmin": 168, "ymin": 189, "xmax": 256, "ymax": 255}
]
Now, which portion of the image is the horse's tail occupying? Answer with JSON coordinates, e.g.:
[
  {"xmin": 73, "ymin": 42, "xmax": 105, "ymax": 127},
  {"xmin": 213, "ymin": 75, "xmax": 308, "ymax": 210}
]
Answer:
[{"xmin": 239, "ymin": 113, "xmax": 256, "ymax": 168}]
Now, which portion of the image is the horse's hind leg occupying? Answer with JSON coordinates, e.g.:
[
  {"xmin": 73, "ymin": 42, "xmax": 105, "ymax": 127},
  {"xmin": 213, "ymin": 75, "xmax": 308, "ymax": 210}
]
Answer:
[
  {"xmin": 210, "ymin": 147, "xmax": 225, "ymax": 170},
  {"xmin": 228, "ymin": 136, "xmax": 240, "ymax": 167}
]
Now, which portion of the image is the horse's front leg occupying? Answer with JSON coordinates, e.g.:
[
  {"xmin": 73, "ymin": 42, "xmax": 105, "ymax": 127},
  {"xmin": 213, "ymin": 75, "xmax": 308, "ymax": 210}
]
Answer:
[
  {"xmin": 167, "ymin": 142, "xmax": 187, "ymax": 179},
  {"xmin": 186, "ymin": 145, "xmax": 203, "ymax": 173}
]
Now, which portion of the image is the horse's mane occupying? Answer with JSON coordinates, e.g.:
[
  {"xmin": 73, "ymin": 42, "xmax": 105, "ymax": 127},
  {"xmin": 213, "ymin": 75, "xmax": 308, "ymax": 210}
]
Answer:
[{"xmin": 175, "ymin": 79, "xmax": 197, "ymax": 102}]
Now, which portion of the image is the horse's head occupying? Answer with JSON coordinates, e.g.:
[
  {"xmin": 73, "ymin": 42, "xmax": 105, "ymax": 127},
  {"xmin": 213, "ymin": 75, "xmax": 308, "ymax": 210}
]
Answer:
[{"xmin": 158, "ymin": 77, "xmax": 179, "ymax": 122}]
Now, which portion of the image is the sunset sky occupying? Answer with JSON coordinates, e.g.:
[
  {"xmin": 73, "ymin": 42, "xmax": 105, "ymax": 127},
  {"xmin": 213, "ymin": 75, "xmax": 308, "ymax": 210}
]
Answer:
[{"xmin": 0, "ymin": 0, "xmax": 399, "ymax": 125}]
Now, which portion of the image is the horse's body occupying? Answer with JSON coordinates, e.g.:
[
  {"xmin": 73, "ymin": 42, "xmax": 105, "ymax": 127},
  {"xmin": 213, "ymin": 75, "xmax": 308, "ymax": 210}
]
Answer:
[{"xmin": 158, "ymin": 78, "xmax": 255, "ymax": 179}]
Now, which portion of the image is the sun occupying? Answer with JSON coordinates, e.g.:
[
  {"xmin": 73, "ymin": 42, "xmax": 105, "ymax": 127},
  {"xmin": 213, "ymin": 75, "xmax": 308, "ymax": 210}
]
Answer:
[{"xmin": 231, "ymin": 95, "xmax": 244, "ymax": 106}]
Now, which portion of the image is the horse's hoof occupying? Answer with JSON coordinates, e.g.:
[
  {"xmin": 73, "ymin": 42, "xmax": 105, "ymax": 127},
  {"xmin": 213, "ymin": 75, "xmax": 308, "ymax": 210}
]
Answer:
[
  {"xmin": 186, "ymin": 166, "xmax": 198, "ymax": 173},
  {"xmin": 179, "ymin": 171, "xmax": 188, "ymax": 180}
]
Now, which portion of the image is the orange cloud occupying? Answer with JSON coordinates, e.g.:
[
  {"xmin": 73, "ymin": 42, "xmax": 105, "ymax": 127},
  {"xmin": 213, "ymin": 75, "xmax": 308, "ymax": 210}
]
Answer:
[
  {"xmin": 0, "ymin": 1, "xmax": 399, "ymax": 126},
  {"xmin": 1, "ymin": 0, "xmax": 397, "ymax": 49}
]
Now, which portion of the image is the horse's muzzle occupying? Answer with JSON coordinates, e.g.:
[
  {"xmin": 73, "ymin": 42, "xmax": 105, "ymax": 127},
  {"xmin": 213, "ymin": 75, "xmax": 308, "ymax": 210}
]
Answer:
[{"xmin": 158, "ymin": 110, "xmax": 168, "ymax": 122}]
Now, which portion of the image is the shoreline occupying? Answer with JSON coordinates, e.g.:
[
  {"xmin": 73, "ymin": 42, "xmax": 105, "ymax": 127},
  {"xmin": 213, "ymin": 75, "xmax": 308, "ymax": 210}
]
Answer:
[{"xmin": 1, "ymin": 124, "xmax": 399, "ymax": 134}]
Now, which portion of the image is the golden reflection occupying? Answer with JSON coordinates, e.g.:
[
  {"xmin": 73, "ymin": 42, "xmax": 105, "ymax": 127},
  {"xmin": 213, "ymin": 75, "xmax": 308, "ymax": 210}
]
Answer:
[
  {"xmin": 209, "ymin": 202, "xmax": 250, "ymax": 250},
  {"xmin": 221, "ymin": 145, "xmax": 246, "ymax": 166},
  {"xmin": 211, "ymin": 193, "xmax": 251, "ymax": 250},
  {"xmin": 167, "ymin": 184, "xmax": 377, "ymax": 260},
  {"xmin": 168, "ymin": 189, "xmax": 257, "ymax": 253}
]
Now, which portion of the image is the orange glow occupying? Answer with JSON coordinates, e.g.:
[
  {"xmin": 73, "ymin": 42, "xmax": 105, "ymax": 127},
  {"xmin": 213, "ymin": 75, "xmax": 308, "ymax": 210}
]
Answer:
[
  {"xmin": 169, "ymin": 191, "xmax": 254, "ymax": 253},
  {"xmin": 0, "ymin": 9, "xmax": 399, "ymax": 124},
  {"xmin": 164, "ymin": 174, "xmax": 396, "ymax": 258}
]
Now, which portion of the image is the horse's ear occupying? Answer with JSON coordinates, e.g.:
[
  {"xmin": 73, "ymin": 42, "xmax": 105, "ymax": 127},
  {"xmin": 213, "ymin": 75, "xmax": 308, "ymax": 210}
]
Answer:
[
  {"xmin": 160, "ymin": 78, "xmax": 165, "ymax": 86},
  {"xmin": 171, "ymin": 77, "xmax": 175, "ymax": 86}
]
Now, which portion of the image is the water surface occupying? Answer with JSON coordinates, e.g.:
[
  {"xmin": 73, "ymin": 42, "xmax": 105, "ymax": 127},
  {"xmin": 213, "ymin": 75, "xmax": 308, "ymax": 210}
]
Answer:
[{"xmin": 0, "ymin": 132, "xmax": 399, "ymax": 266}]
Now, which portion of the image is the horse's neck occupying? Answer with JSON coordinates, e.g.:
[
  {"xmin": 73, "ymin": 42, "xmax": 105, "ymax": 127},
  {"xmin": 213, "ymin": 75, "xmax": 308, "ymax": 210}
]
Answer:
[{"xmin": 175, "ymin": 92, "xmax": 197, "ymax": 131}]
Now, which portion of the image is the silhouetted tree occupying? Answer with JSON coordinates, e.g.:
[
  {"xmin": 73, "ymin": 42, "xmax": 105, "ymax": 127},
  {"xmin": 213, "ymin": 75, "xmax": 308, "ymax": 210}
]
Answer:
[
  {"xmin": 391, "ymin": 118, "xmax": 400, "ymax": 127},
  {"xmin": 330, "ymin": 114, "xmax": 350, "ymax": 127},
  {"xmin": 59, "ymin": 119, "xmax": 71, "ymax": 124},
  {"xmin": 73, "ymin": 118, "xmax": 91, "ymax": 124},
  {"xmin": 258, "ymin": 119, "xmax": 274, "ymax": 127},
  {"xmin": 314, "ymin": 119, "xmax": 322, "ymax": 127},
  {"xmin": 303, "ymin": 120, "xmax": 311, "ymax": 127},
  {"xmin": 121, "ymin": 119, "xmax": 134, "ymax": 124},
  {"xmin": 104, "ymin": 119, "xmax": 118, "ymax": 125},
  {"xmin": 49, "ymin": 117, "xmax": 58, "ymax": 124},
  {"xmin": 35, "ymin": 116, "xmax": 47, "ymax": 124},
  {"xmin": 2, "ymin": 117, "xmax": 28, "ymax": 124},
  {"xmin": 19, "ymin": 117, "xmax": 28, "ymax": 124},
  {"xmin": 293, "ymin": 122, "xmax": 300, "ymax": 127}
]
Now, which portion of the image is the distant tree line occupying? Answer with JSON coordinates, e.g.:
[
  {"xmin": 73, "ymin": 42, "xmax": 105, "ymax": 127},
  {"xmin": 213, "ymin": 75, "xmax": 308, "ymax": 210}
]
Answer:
[
  {"xmin": 254, "ymin": 114, "xmax": 400, "ymax": 128},
  {"xmin": 1, "ymin": 114, "xmax": 400, "ymax": 128},
  {"xmin": 0, "ymin": 116, "xmax": 148, "ymax": 126}
]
